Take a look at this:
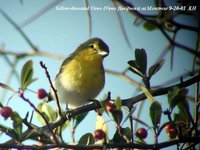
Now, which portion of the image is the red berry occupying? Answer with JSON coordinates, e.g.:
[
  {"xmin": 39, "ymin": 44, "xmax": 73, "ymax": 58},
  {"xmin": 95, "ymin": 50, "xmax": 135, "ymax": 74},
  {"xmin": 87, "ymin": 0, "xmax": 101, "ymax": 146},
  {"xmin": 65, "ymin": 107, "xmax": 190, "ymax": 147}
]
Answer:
[
  {"xmin": 105, "ymin": 101, "xmax": 116, "ymax": 112},
  {"xmin": 93, "ymin": 129, "xmax": 106, "ymax": 140},
  {"xmin": 165, "ymin": 123, "xmax": 177, "ymax": 139},
  {"xmin": 167, "ymin": 129, "xmax": 177, "ymax": 139},
  {"xmin": 164, "ymin": 123, "xmax": 174, "ymax": 132},
  {"xmin": 136, "ymin": 128, "xmax": 148, "ymax": 139},
  {"xmin": 36, "ymin": 88, "xmax": 47, "ymax": 99},
  {"xmin": 0, "ymin": 106, "xmax": 13, "ymax": 120}
]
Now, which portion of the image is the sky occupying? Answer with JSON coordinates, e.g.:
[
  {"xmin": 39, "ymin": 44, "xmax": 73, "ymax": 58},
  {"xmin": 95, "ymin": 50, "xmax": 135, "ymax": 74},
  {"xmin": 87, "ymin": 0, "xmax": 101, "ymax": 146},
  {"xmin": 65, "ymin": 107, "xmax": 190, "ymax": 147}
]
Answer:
[{"xmin": 0, "ymin": 0, "xmax": 199, "ymax": 148}]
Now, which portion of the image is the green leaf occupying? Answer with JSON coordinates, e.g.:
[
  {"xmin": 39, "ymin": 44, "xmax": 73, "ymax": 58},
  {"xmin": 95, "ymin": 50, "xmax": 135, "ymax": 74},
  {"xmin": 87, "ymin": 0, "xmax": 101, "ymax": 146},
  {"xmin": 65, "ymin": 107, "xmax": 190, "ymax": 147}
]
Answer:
[
  {"xmin": 96, "ymin": 115, "xmax": 108, "ymax": 135},
  {"xmin": 113, "ymin": 129, "xmax": 126, "ymax": 144},
  {"xmin": 0, "ymin": 124, "xmax": 19, "ymax": 139},
  {"xmin": 177, "ymin": 95, "xmax": 190, "ymax": 125},
  {"xmin": 73, "ymin": 112, "xmax": 88, "ymax": 129},
  {"xmin": 61, "ymin": 120, "xmax": 70, "ymax": 132},
  {"xmin": 168, "ymin": 87, "xmax": 188, "ymax": 111},
  {"xmin": 174, "ymin": 113, "xmax": 189, "ymax": 136},
  {"xmin": 128, "ymin": 60, "xmax": 144, "ymax": 77},
  {"xmin": 135, "ymin": 48, "xmax": 147, "ymax": 75},
  {"xmin": 141, "ymin": 86, "xmax": 155, "ymax": 103},
  {"xmin": 11, "ymin": 111, "xmax": 22, "ymax": 136},
  {"xmin": 111, "ymin": 110, "xmax": 123, "ymax": 125},
  {"xmin": 148, "ymin": 59, "xmax": 165, "ymax": 79},
  {"xmin": 150, "ymin": 101, "xmax": 162, "ymax": 129},
  {"xmin": 36, "ymin": 103, "xmax": 56, "ymax": 125},
  {"xmin": 143, "ymin": 22, "xmax": 157, "ymax": 31},
  {"xmin": 168, "ymin": 87, "xmax": 179, "ymax": 105},
  {"xmin": 78, "ymin": 133, "xmax": 95, "ymax": 145},
  {"xmin": 20, "ymin": 60, "xmax": 34, "ymax": 91},
  {"xmin": 121, "ymin": 127, "xmax": 132, "ymax": 141},
  {"xmin": 100, "ymin": 100, "xmax": 109, "ymax": 115},
  {"xmin": 114, "ymin": 97, "xmax": 122, "ymax": 110},
  {"xmin": 0, "ymin": 82, "xmax": 16, "ymax": 93}
]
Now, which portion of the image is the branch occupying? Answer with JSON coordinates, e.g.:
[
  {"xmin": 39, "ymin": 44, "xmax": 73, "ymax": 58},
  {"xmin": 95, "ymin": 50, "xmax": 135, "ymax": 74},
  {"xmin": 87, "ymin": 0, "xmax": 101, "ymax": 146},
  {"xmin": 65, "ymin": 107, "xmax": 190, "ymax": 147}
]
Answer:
[
  {"xmin": 18, "ymin": 89, "xmax": 60, "ymax": 144},
  {"xmin": 19, "ymin": 0, "xmax": 63, "ymax": 28},
  {"xmin": 116, "ymin": 0, "xmax": 200, "ymax": 57},
  {"xmin": 123, "ymin": 75, "xmax": 200, "ymax": 107},
  {"xmin": 3, "ymin": 75, "xmax": 199, "ymax": 144},
  {"xmin": 0, "ymin": 9, "xmax": 38, "ymax": 51},
  {"xmin": 159, "ymin": 27, "xmax": 200, "ymax": 57},
  {"xmin": 1, "ymin": 136, "xmax": 200, "ymax": 149},
  {"xmin": 0, "ymin": 48, "xmax": 64, "ymax": 60}
]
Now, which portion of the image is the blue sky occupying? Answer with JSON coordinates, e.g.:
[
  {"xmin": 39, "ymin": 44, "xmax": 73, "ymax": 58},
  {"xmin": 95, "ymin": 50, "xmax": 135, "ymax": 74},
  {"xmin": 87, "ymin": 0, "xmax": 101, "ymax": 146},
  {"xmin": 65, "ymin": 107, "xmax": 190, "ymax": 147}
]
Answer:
[{"xmin": 0, "ymin": 0, "xmax": 198, "ymax": 148}]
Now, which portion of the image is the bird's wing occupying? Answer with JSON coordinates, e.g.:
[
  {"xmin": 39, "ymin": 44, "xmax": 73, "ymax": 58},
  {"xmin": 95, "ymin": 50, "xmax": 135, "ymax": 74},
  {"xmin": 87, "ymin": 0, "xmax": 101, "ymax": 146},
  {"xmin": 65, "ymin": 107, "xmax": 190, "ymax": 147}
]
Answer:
[{"xmin": 55, "ymin": 52, "xmax": 76, "ymax": 78}]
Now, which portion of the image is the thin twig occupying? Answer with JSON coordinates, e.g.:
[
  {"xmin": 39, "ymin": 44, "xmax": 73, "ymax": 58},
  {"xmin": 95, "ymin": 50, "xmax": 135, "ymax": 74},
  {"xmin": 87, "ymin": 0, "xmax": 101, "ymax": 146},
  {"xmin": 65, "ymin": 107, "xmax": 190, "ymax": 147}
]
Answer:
[
  {"xmin": 19, "ymin": 0, "xmax": 63, "ymax": 28},
  {"xmin": 105, "ymin": 69, "xmax": 142, "ymax": 88},
  {"xmin": 116, "ymin": 0, "xmax": 200, "ymax": 57},
  {"xmin": 159, "ymin": 27, "xmax": 199, "ymax": 57},
  {"xmin": 18, "ymin": 89, "xmax": 59, "ymax": 144},
  {"xmin": 0, "ymin": 48, "xmax": 65, "ymax": 60},
  {"xmin": 40, "ymin": 61, "xmax": 62, "ymax": 117},
  {"xmin": 0, "ymin": 9, "xmax": 38, "ymax": 51},
  {"xmin": 84, "ymin": 0, "xmax": 92, "ymax": 38},
  {"xmin": 112, "ymin": 1, "xmax": 132, "ymax": 50},
  {"xmin": 194, "ymin": 73, "xmax": 200, "ymax": 130}
]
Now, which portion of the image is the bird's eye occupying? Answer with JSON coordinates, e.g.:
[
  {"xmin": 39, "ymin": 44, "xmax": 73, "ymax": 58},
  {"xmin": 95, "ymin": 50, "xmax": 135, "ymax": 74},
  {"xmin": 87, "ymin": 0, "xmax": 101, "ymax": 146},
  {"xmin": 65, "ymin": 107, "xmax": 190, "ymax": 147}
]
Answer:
[{"xmin": 89, "ymin": 44, "xmax": 94, "ymax": 49}]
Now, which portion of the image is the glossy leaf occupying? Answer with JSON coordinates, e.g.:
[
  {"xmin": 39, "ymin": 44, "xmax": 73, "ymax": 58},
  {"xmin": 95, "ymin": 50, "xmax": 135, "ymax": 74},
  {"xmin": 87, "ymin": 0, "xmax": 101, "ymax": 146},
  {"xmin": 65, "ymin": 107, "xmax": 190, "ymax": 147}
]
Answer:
[
  {"xmin": 150, "ymin": 101, "xmax": 162, "ymax": 129},
  {"xmin": 141, "ymin": 86, "xmax": 155, "ymax": 103},
  {"xmin": 0, "ymin": 82, "xmax": 16, "ymax": 93},
  {"xmin": 20, "ymin": 60, "xmax": 33, "ymax": 91},
  {"xmin": 128, "ymin": 60, "xmax": 144, "ymax": 77},
  {"xmin": 113, "ymin": 130, "xmax": 126, "ymax": 144},
  {"xmin": 0, "ymin": 124, "xmax": 19, "ymax": 140},
  {"xmin": 135, "ymin": 48, "xmax": 147, "ymax": 75},
  {"xmin": 36, "ymin": 103, "xmax": 56, "ymax": 125},
  {"xmin": 121, "ymin": 127, "xmax": 132, "ymax": 141},
  {"xmin": 101, "ymin": 100, "xmax": 109, "ymax": 115},
  {"xmin": 177, "ymin": 96, "xmax": 190, "ymax": 125},
  {"xmin": 74, "ymin": 112, "xmax": 88, "ymax": 129},
  {"xmin": 96, "ymin": 115, "xmax": 108, "ymax": 135},
  {"xmin": 111, "ymin": 110, "xmax": 123, "ymax": 125},
  {"xmin": 11, "ymin": 111, "xmax": 22, "ymax": 136},
  {"xmin": 78, "ymin": 133, "xmax": 95, "ymax": 145},
  {"xmin": 115, "ymin": 97, "xmax": 122, "ymax": 110},
  {"xmin": 148, "ymin": 59, "xmax": 165, "ymax": 79},
  {"xmin": 168, "ymin": 87, "xmax": 188, "ymax": 111},
  {"xmin": 168, "ymin": 87, "xmax": 179, "ymax": 105},
  {"xmin": 174, "ymin": 113, "xmax": 189, "ymax": 136},
  {"xmin": 113, "ymin": 127, "xmax": 131, "ymax": 143}
]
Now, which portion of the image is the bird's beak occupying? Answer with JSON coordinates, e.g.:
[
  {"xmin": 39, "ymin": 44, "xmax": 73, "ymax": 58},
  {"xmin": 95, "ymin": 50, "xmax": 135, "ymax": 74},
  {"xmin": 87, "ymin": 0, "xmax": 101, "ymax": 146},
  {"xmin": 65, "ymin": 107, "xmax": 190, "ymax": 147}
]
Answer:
[{"xmin": 98, "ymin": 50, "xmax": 109, "ymax": 57}]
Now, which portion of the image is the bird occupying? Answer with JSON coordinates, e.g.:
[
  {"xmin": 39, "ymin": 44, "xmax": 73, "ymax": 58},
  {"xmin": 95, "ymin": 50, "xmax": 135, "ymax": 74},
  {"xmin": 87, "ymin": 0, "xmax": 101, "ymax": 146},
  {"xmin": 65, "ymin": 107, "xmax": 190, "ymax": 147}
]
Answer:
[{"xmin": 46, "ymin": 38, "xmax": 109, "ymax": 109}]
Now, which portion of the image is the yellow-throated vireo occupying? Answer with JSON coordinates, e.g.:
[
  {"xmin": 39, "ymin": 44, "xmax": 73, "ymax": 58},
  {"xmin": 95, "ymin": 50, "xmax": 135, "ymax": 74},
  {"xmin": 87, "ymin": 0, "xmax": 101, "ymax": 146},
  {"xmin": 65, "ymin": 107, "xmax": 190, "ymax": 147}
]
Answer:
[{"xmin": 47, "ymin": 38, "xmax": 109, "ymax": 109}]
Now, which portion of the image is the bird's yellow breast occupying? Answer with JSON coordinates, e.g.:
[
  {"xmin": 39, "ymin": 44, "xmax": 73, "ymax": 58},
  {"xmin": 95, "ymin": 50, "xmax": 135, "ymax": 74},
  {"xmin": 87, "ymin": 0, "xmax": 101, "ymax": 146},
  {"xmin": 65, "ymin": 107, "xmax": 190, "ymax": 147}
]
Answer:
[{"xmin": 60, "ymin": 52, "xmax": 105, "ymax": 93}]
